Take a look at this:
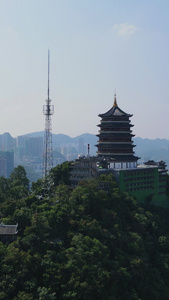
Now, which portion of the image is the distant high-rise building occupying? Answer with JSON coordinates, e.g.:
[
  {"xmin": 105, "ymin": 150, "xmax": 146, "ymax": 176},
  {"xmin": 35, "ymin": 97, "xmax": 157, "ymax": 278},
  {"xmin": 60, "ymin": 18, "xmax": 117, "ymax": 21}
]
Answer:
[
  {"xmin": 16, "ymin": 136, "xmax": 43, "ymax": 158},
  {"xmin": 0, "ymin": 151, "xmax": 14, "ymax": 178},
  {"xmin": 78, "ymin": 137, "xmax": 86, "ymax": 156},
  {"xmin": 16, "ymin": 135, "xmax": 25, "ymax": 148},
  {"xmin": 0, "ymin": 133, "xmax": 16, "ymax": 151},
  {"xmin": 24, "ymin": 137, "xmax": 43, "ymax": 158}
]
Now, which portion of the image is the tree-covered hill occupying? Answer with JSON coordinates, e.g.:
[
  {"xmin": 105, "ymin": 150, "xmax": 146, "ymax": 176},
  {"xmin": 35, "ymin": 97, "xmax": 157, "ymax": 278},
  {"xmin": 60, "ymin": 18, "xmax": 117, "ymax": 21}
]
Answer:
[{"xmin": 0, "ymin": 167, "xmax": 169, "ymax": 299}]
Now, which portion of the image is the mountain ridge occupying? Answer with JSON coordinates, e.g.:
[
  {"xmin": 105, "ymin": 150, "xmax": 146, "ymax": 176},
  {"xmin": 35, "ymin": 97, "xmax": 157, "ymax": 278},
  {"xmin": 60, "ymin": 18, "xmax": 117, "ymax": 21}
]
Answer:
[
  {"xmin": 1, "ymin": 131, "xmax": 169, "ymax": 166},
  {"xmin": 22, "ymin": 132, "xmax": 169, "ymax": 165}
]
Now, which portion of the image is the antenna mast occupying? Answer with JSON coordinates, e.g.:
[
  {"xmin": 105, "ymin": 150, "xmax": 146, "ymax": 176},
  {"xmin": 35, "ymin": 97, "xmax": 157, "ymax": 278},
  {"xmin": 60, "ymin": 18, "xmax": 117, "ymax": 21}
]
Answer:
[{"xmin": 42, "ymin": 50, "xmax": 54, "ymax": 194}]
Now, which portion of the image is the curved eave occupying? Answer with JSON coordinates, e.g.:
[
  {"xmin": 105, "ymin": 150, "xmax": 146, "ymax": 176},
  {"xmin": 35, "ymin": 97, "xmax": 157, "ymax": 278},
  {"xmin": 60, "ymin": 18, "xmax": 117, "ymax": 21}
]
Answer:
[
  {"xmin": 96, "ymin": 133, "xmax": 135, "ymax": 137},
  {"xmin": 96, "ymin": 143, "xmax": 136, "ymax": 148},
  {"xmin": 99, "ymin": 106, "xmax": 132, "ymax": 118},
  {"xmin": 96, "ymin": 154, "xmax": 140, "ymax": 161},
  {"xmin": 97, "ymin": 124, "xmax": 134, "ymax": 128}
]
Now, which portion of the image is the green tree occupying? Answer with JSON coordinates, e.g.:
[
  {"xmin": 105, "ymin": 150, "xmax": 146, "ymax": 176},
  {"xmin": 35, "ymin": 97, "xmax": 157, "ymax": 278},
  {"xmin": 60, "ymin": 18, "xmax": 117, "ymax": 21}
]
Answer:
[
  {"xmin": 9, "ymin": 166, "xmax": 30, "ymax": 190},
  {"xmin": 37, "ymin": 287, "xmax": 56, "ymax": 300},
  {"xmin": 31, "ymin": 179, "xmax": 43, "ymax": 195},
  {"xmin": 62, "ymin": 233, "xmax": 110, "ymax": 300},
  {"xmin": 1, "ymin": 172, "xmax": 169, "ymax": 299},
  {"xmin": 51, "ymin": 162, "xmax": 71, "ymax": 186},
  {"xmin": 0, "ymin": 176, "xmax": 9, "ymax": 202},
  {"xmin": 9, "ymin": 166, "xmax": 30, "ymax": 199}
]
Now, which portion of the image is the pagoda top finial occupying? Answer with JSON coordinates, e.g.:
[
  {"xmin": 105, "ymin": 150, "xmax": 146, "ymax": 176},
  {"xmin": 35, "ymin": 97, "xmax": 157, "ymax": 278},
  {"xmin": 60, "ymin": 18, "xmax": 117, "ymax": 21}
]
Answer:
[{"xmin": 113, "ymin": 90, "xmax": 118, "ymax": 107}]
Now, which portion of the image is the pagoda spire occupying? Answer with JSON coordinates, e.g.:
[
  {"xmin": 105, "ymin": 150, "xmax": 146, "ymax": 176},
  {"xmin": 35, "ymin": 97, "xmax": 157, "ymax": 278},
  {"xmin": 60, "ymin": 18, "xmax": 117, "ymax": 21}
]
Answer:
[{"xmin": 113, "ymin": 90, "xmax": 118, "ymax": 107}]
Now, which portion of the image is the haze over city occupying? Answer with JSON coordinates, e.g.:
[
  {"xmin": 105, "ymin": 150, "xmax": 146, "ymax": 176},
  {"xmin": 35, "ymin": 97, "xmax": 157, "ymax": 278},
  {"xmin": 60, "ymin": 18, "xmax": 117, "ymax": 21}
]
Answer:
[{"xmin": 0, "ymin": 0, "xmax": 169, "ymax": 139}]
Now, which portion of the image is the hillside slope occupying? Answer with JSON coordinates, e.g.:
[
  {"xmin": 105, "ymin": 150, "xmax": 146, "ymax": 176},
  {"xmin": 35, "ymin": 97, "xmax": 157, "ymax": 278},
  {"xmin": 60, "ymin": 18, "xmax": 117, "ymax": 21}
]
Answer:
[{"xmin": 1, "ymin": 173, "xmax": 169, "ymax": 299}]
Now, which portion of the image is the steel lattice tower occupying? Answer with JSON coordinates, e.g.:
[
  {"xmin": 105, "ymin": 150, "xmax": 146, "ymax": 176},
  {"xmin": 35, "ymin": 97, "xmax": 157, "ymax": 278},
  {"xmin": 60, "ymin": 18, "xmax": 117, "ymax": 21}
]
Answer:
[{"xmin": 42, "ymin": 50, "xmax": 54, "ymax": 192}]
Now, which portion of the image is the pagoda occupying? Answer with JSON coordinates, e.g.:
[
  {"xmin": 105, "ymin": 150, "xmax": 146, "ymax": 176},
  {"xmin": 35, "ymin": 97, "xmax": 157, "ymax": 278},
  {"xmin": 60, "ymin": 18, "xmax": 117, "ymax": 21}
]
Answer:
[{"xmin": 96, "ymin": 93, "xmax": 139, "ymax": 169}]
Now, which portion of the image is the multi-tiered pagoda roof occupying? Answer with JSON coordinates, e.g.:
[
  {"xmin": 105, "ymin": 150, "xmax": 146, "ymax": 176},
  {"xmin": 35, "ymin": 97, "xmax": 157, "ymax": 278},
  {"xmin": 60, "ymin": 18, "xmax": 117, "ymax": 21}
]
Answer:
[{"xmin": 96, "ymin": 94, "xmax": 139, "ymax": 167}]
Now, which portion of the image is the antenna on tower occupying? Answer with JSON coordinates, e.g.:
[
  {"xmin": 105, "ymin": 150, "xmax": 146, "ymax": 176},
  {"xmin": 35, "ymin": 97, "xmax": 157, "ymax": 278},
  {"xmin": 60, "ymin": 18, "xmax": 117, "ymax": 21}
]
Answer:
[
  {"xmin": 42, "ymin": 50, "xmax": 54, "ymax": 196},
  {"xmin": 48, "ymin": 49, "xmax": 50, "ymax": 100}
]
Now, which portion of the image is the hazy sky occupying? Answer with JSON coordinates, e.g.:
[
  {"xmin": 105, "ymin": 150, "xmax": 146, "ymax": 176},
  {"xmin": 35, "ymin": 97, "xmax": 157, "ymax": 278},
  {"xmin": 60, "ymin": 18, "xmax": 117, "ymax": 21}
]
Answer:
[{"xmin": 0, "ymin": 0, "xmax": 169, "ymax": 139}]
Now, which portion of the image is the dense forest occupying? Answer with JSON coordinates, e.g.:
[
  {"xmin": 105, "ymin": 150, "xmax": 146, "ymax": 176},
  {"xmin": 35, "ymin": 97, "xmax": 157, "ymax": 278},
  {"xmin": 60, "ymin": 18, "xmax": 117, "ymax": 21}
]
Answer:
[{"xmin": 0, "ymin": 164, "xmax": 169, "ymax": 299}]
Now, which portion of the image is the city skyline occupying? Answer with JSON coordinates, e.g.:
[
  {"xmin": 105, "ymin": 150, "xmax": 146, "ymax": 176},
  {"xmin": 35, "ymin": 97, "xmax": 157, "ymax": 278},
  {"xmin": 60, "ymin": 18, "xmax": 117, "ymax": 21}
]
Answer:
[{"xmin": 0, "ymin": 1, "xmax": 169, "ymax": 139}]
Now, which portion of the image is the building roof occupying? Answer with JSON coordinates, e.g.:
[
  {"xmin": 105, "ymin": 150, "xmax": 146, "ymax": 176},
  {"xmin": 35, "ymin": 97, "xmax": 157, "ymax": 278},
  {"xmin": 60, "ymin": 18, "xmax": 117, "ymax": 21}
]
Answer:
[
  {"xmin": 99, "ymin": 93, "xmax": 132, "ymax": 118},
  {"xmin": 0, "ymin": 224, "xmax": 18, "ymax": 235},
  {"xmin": 97, "ymin": 154, "xmax": 139, "ymax": 161}
]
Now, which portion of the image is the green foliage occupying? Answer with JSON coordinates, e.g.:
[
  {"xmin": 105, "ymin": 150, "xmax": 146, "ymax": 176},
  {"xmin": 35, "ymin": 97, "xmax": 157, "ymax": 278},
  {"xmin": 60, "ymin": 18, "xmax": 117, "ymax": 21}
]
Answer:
[
  {"xmin": 51, "ymin": 161, "xmax": 71, "ymax": 186},
  {"xmin": 9, "ymin": 166, "xmax": 30, "ymax": 190},
  {"xmin": 31, "ymin": 179, "xmax": 43, "ymax": 196},
  {"xmin": 63, "ymin": 233, "xmax": 109, "ymax": 300},
  {"xmin": 6, "ymin": 166, "xmax": 30, "ymax": 199},
  {"xmin": 166, "ymin": 174, "xmax": 169, "ymax": 198},
  {"xmin": 37, "ymin": 287, "xmax": 56, "ymax": 300},
  {"xmin": 1, "ymin": 172, "xmax": 169, "ymax": 299},
  {"xmin": 0, "ymin": 176, "xmax": 9, "ymax": 202}
]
